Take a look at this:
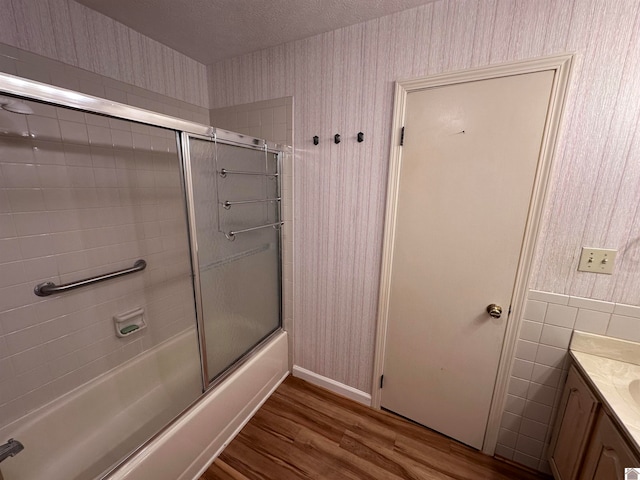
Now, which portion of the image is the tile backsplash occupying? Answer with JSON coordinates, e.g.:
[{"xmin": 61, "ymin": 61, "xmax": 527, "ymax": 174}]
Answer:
[
  {"xmin": 496, "ymin": 289, "xmax": 640, "ymax": 473},
  {"xmin": 0, "ymin": 104, "xmax": 197, "ymax": 429}
]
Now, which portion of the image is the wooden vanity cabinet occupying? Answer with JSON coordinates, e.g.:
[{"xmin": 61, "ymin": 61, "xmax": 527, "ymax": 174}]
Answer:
[
  {"xmin": 550, "ymin": 366, "xmax": 600, "ymax": 480},
  {"xmin": 550, "ymin": 364, "xmax": 640, "ymax": 480},
  {"xmin": 578, "ymin": 410, "xmax": 640, "ymax": 480}
]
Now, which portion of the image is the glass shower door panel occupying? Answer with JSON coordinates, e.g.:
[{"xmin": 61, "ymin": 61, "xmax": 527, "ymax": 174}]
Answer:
[
  {"xmin": 188, "ymin": 138, "xmax": 281, "ymax": 382},
  {"xmin": 0, "ymin": 105, "xmax": 202, "ymax": 480}
]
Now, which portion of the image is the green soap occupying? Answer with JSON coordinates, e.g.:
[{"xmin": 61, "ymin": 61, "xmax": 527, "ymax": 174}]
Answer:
[{"xmin": 120, "ymin": 324, "xmax": 139, "ymax": 335}]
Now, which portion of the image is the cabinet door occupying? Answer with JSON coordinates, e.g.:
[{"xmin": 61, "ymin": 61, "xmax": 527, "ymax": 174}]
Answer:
[
  {"xmin": 550, "ymin": 366, "xmax": 599, "ymax": 480},
  {"xmin": 579, "ymin": 410, "xmax": 640, "ymax": 480}
]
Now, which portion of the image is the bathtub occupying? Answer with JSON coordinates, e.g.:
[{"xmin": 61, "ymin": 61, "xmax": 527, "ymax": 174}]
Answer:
[{"xmin": 0, "ymin": 328, "xmax": 288, "ymax": 480}]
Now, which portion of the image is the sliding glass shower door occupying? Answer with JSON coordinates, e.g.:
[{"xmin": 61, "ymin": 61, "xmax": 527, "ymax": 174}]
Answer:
[{"xmin": 184, "ymin": 136, "xmax": 281, "ymax": 384}]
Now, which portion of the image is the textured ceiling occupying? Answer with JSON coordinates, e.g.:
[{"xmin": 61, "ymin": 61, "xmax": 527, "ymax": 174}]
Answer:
[{"xmin": 73, "ymin": 0, "xmax": 437, "ymax": 65}]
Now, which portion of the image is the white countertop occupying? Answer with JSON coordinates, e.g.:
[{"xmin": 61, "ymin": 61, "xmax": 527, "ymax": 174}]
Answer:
[{"xmin": 570, "ymin": 331, "xmax": 640, "ymax": 452}]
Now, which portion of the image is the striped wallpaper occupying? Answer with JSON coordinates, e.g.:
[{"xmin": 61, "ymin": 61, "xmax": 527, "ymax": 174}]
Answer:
[
  {"xmin": 0, "ymin": 0, "xmax": 209, "ymax": 107},
  {"xmin": 207, "ymin": 0, "xmax": 640, "ymax": 393}
]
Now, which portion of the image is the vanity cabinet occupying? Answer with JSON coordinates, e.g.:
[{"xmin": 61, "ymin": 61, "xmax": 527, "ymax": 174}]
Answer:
[
  {"xmin": 550, "ymin": 365, "xmax": 640, "ymax": 480},
  {"xmin": 550, "ymin": 366, "xmax": 599, "ymax": 480},
  {"xmin": 579, "ymin": 411, "xmax": 640, "ymax": 480}
]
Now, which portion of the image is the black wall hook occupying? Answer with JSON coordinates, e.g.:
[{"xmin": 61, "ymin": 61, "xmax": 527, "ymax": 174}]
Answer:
[
  {"xmin": 334, "ymin": 134, "xmax": 341, "ymax": 144},
  {"xmin": 313, "ymin": 135, "xmax": 319, "ymax": 145},
  {"xmin": 357, "ymin": 132, "xmax": 364, "ymax": 143}
]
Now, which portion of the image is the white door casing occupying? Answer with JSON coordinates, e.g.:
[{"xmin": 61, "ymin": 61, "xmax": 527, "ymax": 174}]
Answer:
[{"xmin": 372, "ymin": 55, "xmax": 573, "ymax": 453}]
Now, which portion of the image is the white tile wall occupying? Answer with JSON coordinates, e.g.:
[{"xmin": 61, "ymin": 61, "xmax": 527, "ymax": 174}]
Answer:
[
  {"xmin": 0, "ymin": 105, "xmax": 197, "ymax": 429},
  {"xmin": 497, "ymin": 288, "xmax": 640, "ymax": 473}
]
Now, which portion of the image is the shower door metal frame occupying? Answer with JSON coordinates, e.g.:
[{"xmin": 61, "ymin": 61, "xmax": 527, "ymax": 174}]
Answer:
[
  {"xmin": 0, "ymin": 68, "xmax": 287, "ymax": 415},
  {"xmin": 0, "ymin": 70, "xmax": 289, "ymax": 479},
  {"xmin": 180, "ymin": 131, "xmax": 284, "ymax": 391}
]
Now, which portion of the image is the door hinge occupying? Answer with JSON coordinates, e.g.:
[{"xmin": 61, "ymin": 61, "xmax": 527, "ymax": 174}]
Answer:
[
  {"xmin": 400, "ymin": 126, "xmax": 405, "ymax": 146},
  {"xmin": 380, "ymin": 374, "xmax": 384, "ymax": 389}
]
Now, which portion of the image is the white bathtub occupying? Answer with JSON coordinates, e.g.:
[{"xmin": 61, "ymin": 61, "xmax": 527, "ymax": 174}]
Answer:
[{"xmin": 0, "ymin": 328, "xmax": 288, "ymax": 480}]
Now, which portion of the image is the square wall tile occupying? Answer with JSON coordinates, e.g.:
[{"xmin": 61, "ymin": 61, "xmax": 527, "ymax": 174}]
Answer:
[
  {"xmin": 508, "ymin": 376, "xmax": 530, "ymax": 398},
  {"xmin": 535, "ymin": 344, "xmax": 567, "ymax": 368},
  {"xmin": 531, "ymin": 364, "xmax": 562, "ymax": 388},
  {"xmin": 523, "ymin": 300, "xmax": 547, "ymax": 322},
  {"xmin": 495, "ymin": 444, "xmax": 515, "ymax": 460},
  {"xmin": 520, "ymin": 320, "xmax": 543, "ymax": 342},
  {"xmin": 544, "ymin": 304, "xmax": 578, "ymax": 328},
  {"xmin": 574, "ymin": 309, "xmax": 610, "ymax": 335},
  {"xmin": 606, "ymin": 315, "xmax": 640, "ymax": 342},
  {"xmin": 516, "ymin": 434, "xmax": 544, "ymax": 457},
  {"xmin": 505, "ymin": 394, "xmax": 527, "ymax": 416},
  {"xmin": 539, "ymin": 324, "xmax": 573, "ymax": 349},
  {"xmin": 513, "ymin": 451, "xmax": 540, "ymax": 470},
  {"xmin": 526, "ymin": 382, "xmax": 557, "ymax": 407},
  {"xmin": 498, "ymin": 428, "xmax": 518, "ymax": 448},
  {"xmin": 519, "ymin": 418, "xmax": 548, "ymax": 442},
  {"xmin": 512, "ymin": 359, "xmax": 534, "ymax": 380},
  {"xmin": 501, "ymin": 411, "xmax": 523, "ymax": 432},
  {"xmin": 523, "ymin": 400, "xmax": 552, "ymax": 424},
  {"xmin": 515, "ymin": 340, "xmax": 538, "ymax": 362}
]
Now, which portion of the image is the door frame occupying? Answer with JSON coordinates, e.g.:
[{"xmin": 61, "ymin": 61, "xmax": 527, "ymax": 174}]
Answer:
[{"xmin": 371, "ymin": 54, "xmax": 574, "ymax": 454}]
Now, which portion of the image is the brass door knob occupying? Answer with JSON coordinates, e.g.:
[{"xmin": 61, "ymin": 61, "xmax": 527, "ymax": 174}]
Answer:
[{"xmin": 486, "ymin": 304, "xmax": 503, "ymax": 318}]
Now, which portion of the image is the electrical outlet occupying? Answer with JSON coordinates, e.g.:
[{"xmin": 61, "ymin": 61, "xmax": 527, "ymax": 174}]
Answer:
[{"xmin": 577, "ymin": 247, "xmax": 617, "ymax": 274}]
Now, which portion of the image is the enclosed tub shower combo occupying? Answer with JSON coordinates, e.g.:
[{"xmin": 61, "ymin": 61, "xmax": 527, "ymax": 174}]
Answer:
[{"xmin": 0, "ymin": 72, "xmax": 290, "ymax": 480}]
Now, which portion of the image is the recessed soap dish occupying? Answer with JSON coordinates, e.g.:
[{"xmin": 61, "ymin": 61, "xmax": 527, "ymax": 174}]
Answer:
[{"xmin": 114, "ymin": 307, "xmax": 146, "ymax": 338}]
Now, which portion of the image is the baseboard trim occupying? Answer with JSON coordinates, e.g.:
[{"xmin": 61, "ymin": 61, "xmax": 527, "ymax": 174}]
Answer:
[{"xmin": 292, "ymin": 365, "xmax": 372, "ymax": 406}]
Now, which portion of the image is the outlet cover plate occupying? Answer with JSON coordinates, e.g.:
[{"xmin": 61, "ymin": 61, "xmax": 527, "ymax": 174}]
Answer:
[{"xmin": 578, "ymin": 247, "xmax": 617, "ymax": 274}]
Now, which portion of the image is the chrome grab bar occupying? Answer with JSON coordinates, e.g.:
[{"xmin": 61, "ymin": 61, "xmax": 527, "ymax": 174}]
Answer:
[
  {"xmin": 224, "ymin": 222, "xmax": 283, "ymax": 241},
  {"xmin": 34, "ymin": 259, "xmax": 147, "ymax": 297},
  {"xmin": 0, "ymin": 438, "xmax": 23, "ymax": 463},
  {"xmin": 218, "ymin": 168, "xmax": 278, "ymax": 178},
  {"xmin": 222, "ymin": 197, "xmax": 280, "ymax": 209}
]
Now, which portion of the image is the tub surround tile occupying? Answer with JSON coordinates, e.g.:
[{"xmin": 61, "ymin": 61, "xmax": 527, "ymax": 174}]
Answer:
[{"xmin": 0, "ymin": 107, "xmax": 197, "ymax": 430}]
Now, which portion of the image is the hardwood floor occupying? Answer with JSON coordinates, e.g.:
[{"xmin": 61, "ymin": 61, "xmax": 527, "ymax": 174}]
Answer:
[{"xmin": 199, "ymin": 376, "xmax": 551, "ymax": 480}]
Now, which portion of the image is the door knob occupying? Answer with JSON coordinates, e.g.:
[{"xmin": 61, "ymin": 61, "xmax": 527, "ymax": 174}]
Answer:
[{"xmin": 486, "ymin": 304, "xmax": 503, "ymax": 318}]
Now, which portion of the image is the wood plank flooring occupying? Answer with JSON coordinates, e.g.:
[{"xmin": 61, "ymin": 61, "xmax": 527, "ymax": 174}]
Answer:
[{"xmin": 199, "ymin": 376, "xmax": 551, "ymax": 480}]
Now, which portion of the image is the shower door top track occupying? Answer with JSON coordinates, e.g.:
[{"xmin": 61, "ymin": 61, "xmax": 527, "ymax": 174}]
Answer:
[{"xmin": 0, "ymin": 72, "xmax": 289, "ymax": 154}]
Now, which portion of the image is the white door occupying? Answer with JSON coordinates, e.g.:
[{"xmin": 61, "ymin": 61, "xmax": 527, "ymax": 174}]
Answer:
[{"xmin": 381, "ymin": 70, "xmax": 555, "ymax": 449}]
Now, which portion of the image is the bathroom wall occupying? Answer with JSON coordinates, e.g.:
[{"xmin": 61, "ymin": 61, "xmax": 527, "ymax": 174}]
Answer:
[
  {"xmin": 206, "ymin": 0, "xmax": 640, "ymax": 396},
  {"xmin": 210, "ymin": 97, "xmax": 293, "ymax": 146},
  {"xmin": 0, "ymin": 0, "xmax": 208, "ymax": 107},
  {"xmin": 0, "ymin": 43, "xmax": 209, "ymax": 124},
  {"xmin": 497, "ymin": 289, "xmax": 640, "ymax": 472}
]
